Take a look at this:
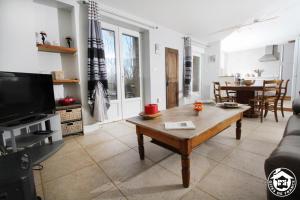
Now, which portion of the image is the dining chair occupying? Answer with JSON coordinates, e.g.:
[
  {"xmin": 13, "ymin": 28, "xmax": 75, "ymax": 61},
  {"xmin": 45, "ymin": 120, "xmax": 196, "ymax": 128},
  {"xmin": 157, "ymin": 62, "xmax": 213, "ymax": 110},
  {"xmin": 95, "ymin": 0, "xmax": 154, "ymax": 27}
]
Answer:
[
  {"xmin": 213, "ymin": 82, "xmax": 234, "ymax": 103},
  {"xmin": 252, "ymin": 80, "xmax": 283, "ymax": 123},
  {"xmin": 277, "ymin": 79, "xmax": 290, "ymax": 117},
  {"xmin": 225, "ymin": 81, "xmax": 237, "ymax": 102}
]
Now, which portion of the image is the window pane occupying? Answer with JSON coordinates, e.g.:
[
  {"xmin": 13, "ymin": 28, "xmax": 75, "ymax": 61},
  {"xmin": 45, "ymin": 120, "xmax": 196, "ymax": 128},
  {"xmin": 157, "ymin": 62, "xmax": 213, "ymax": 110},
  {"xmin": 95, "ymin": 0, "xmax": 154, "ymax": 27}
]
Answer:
[
  {"xmin": 122, "ymin": 34, "xmax": 140, "ymax": 99},
  {"xmin": 192, "ymin": 56, "xmax": 200, "ymax": 92},
  {"xmin": 102, "ymin": 29, "xmax": 117, "ymax": 100}
]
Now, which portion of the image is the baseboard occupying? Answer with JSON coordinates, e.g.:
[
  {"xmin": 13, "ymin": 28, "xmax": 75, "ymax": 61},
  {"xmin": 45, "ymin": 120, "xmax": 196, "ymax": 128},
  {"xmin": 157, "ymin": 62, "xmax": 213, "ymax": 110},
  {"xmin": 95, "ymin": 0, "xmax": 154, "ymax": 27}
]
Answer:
[
  {"xmin": 83, "ymin": 123, "xmax": 102, "ymax": 135},
  {"xmin": 83, "ymin": 119, "xmax": 122, "ymax": 135}
]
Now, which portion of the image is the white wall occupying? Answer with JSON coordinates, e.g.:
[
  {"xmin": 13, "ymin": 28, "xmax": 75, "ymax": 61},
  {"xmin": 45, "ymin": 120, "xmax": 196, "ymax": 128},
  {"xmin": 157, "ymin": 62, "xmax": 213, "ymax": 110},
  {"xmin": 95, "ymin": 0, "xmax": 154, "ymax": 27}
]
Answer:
[
  {"xmin": 0, "ymin": 0, "xmax": 207, "ymax": 128},
  {"xmin": 0, "ymin": 0, "xmax": 37, "ymax": 72},
  {"xmin": 148, "ymin": 26, "xmax": 185, "ymax": 110},
  {"xmin": 281, "ymin": 43, "xmax": 295, "ymax": 96},
  {"xmin": 224, "ymin": 47, "xmax": 281, "ymax": 78},
  {"xmin": 78, "ymin": 2, "xmax": 96, "ymax": 125},
  {"xmin": 0, "ymin": 0, "xmax": 81, "ymax": 100},
  {"xmin": 223, "ymin": 43, "xmax": 295, "ymax": 96},
  {"xmin": 77, "ymin": 2, "xmax": 207, "ymax": 126},
  {"xmin": 201, "ymin": 41, "xmax": 221, "ymax": 99},
  {"xmin": 292, "ymin": 37, "xmax": 300, "ymax": 99}
]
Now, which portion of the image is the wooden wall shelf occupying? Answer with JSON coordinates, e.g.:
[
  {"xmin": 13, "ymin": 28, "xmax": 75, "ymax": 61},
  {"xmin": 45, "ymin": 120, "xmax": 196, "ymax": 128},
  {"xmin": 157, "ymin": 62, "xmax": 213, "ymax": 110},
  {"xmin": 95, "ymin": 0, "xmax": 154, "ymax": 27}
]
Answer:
[
  {"xmin": 53, "ymin": 79, "xmax": 80, "ymax": 84},
  {"xmin": 37, "ymin": 44, "xmax": 77, "ymax": 54}
]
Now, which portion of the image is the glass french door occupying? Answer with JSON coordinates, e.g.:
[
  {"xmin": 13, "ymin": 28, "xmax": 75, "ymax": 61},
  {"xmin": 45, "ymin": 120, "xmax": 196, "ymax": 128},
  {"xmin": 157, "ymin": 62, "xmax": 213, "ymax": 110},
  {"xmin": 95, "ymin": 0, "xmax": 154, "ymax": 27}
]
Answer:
[{"xmin": 101, "ymin": 23, "xmax": 142, "ymax": 121}]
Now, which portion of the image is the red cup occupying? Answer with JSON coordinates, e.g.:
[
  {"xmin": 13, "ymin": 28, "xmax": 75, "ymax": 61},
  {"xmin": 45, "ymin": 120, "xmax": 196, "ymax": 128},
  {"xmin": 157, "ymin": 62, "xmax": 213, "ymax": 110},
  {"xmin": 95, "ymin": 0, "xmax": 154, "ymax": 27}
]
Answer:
[{"xmin": 144, "ymin": 104, "xmax": 158, "ymax": 115}]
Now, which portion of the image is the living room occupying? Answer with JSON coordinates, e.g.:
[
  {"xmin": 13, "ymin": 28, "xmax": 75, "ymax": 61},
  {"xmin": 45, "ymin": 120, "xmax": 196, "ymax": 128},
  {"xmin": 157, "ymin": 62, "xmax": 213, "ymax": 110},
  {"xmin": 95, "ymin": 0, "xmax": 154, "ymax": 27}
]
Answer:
[{"xmin": 1, "ymin": 0, "xmax": 300, "ymax": 200}]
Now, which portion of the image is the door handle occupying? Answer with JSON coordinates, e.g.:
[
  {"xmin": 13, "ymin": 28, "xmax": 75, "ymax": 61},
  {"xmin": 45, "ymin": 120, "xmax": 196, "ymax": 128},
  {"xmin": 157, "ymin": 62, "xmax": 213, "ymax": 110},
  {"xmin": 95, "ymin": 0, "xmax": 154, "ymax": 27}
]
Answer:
[{"xmin": 166, "ymin": 80, "xmax": 169, "ymax": 87}]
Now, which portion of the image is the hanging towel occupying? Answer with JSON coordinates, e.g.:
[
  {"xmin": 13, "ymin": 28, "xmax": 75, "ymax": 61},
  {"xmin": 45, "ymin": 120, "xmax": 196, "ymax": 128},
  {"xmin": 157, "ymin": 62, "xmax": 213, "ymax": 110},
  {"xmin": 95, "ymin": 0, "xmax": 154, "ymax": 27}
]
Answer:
[
  {"xmin": 87, "ymin": 0, "xmax": 110, "ymax": 120},
  {"xmin": 93, "ymin": 82, "xmax": 108, "ymax": 121},
  {"xmin": 183, "ymin": 37, "xmax": 192, "ymax": 97}
]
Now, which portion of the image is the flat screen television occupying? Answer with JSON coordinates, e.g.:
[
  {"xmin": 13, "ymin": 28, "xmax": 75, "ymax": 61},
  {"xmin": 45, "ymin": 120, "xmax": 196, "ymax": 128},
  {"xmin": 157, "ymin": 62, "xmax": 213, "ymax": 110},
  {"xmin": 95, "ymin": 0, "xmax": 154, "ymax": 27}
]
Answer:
[{"xmin": 0, "ymin": 71, "xmax": 56, "ymax": 126}]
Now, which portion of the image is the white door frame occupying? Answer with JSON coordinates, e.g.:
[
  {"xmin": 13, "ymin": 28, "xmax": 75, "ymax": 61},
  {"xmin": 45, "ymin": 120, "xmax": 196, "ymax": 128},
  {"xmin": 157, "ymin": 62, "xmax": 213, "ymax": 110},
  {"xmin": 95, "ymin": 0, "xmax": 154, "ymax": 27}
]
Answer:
[
  {"xmin": 191, "ymin": 53, "xmax": 202, "ymax": 97},
  {"xmin": 101, "ymin": 22, "xmax": 122, "ymax": 123},
  {"xmin": 119, "ymin": 27, "xmax": 143, "ymax": 118},
  {"xmin": 100, "ymin": 23, "xmax": 143, "ymax": 122}
]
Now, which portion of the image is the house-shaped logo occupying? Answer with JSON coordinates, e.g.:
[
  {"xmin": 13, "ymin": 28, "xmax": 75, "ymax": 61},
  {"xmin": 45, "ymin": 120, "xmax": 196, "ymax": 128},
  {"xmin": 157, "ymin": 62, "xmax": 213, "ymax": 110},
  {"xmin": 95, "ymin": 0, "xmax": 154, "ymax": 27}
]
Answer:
[{"xmin": 267, "ymin": 168, "xmax": 297, "ymax": 197}]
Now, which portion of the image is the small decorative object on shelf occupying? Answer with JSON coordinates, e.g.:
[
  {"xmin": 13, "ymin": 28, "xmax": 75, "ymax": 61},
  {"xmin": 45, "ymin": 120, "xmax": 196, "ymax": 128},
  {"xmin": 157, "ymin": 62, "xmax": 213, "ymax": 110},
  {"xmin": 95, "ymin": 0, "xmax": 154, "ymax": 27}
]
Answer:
[
  {"xmin": 58, "ymin": 96, "xmax": 77, "ymax": 106},
  {"xmin": 65, "ymin": 36, "xmax": 72, "ymax": 48},
  {"xmin": 40, "ymin": 31, "xmax": 47, "ymax": 44},
  {"xmin": 194, "ymin": 101, "xmax": 203, "ymax": 115},
  {"xmin": 52, "ymin": 71, "xmax": 64, "ymax": 80}
]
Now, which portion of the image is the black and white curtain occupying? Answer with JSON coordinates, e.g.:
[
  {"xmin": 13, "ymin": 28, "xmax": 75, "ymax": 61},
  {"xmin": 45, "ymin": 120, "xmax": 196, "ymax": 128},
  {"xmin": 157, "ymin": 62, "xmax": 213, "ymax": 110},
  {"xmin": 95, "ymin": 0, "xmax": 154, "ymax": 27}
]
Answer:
[
  {"xmin": 88, "ymin": 0, "xmax": 110, "ymax": 121},
  {"xmin": 183, "ymin": 37, "xmax": 192, "ymax": 97}
]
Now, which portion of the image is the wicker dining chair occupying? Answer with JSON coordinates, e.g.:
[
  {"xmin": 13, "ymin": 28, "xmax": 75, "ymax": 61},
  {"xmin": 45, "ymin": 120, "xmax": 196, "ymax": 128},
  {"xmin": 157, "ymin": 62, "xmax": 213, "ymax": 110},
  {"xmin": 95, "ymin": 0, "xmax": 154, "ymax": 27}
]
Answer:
[
  {"xmin": 251, "ymin": 80, "xmax": 283, "ymax": 123},
  {"xmin": 277, "ymin": 79, "xmax": 290, "ymax": 117},
  {"xmin": 225, "ymin": 81, "xmax": 237, "ymax": 102},
  {"xmin": 213, "ymin": 82, "xmax": 234, "ymax": 103}
]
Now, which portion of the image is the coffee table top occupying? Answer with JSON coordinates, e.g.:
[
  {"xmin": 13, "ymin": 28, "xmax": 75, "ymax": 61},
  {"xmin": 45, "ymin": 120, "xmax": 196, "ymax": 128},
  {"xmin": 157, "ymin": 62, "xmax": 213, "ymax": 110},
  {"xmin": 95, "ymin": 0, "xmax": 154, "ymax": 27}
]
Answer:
[{"xmin": 127, "ymin": 104, "xmax": 250, "ymax": 139}]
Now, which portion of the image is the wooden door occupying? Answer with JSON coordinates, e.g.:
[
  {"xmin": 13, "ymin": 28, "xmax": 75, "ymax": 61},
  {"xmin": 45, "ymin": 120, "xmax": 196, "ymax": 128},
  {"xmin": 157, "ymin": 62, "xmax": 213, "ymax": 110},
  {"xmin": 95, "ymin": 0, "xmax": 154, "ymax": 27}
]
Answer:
[{"xmin": 165, "ymin": 48, "xmax": 179, "ymax": 109}]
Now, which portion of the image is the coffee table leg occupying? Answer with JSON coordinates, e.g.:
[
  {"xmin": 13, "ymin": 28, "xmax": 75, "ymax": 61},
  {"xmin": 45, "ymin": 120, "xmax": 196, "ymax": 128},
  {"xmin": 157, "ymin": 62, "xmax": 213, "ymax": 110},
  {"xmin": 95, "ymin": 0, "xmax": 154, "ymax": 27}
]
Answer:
[
  {"xmin": 181, "ymin": 154, "xmax": 190, "ymax": 188},
  {"xmin": 236, "ymin": 119, "xmax": 241, "ymax": 140},
  {"xmin": 137, "ymin": 133, "xmax": 145, "ymax": 160}
]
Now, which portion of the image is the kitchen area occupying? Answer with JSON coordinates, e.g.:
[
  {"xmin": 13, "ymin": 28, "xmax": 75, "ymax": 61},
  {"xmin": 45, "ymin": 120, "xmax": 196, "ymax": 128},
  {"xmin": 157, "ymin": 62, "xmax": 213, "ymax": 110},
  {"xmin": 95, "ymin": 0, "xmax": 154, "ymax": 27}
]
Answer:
[{"xmin": 219, "ymin": 41, "xmax": 295, "ymax": 98}]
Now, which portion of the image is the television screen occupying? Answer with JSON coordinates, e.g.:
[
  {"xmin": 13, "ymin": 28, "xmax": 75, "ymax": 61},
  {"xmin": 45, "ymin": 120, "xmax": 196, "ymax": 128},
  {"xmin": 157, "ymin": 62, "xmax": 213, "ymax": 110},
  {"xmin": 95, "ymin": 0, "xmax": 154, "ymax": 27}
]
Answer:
[{"xmin": 0, "ymin": 72, "xmax": 55, "ymax": 126}]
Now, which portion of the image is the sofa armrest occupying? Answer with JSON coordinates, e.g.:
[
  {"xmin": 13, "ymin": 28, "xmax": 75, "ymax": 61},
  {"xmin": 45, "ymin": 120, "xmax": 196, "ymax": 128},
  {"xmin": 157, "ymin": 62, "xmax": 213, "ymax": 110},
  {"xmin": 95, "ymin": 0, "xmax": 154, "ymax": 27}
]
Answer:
[
  {"xmin": 293, "ymin": 97, "xmax": 300, "ymax": 114},
  {"xmin": 265, "ymin": 152, "xmax": 300, "ymax": 199},
  {"xmin": 265, "ymin": 153, "xmax": 300, "ymax": 177}
]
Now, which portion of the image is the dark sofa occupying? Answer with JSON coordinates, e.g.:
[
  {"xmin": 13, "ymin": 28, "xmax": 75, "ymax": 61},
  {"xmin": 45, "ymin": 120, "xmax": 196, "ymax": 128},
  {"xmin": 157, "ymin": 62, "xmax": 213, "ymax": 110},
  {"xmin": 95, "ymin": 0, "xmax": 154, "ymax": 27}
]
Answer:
[{"xmin": 265, "ymin": 97, "xmax": 300, "ymax": 199}]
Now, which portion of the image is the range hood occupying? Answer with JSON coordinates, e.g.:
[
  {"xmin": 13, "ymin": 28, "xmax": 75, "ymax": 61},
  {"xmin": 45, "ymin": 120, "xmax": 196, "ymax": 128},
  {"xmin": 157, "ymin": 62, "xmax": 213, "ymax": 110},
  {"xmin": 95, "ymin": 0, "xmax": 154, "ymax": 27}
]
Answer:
[{"xmin": 259, "ymin": 45, "xmax": 279, "ymax": 62}]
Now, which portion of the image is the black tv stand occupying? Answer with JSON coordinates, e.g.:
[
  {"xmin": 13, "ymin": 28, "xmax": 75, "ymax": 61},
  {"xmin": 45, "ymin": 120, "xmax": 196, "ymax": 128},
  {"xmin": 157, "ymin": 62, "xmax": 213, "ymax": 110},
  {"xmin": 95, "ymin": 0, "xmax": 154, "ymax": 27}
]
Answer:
[
  {"xmin": 20, "ymin": 114, "xmax": 47, "ymax": 124},
  {"xmin": 6, "ymin": 114, "xmax": 48, "ymax": 127},
  {"xmin": 0, "ymin": 114, "xmax": 63, "ymax": 159}
]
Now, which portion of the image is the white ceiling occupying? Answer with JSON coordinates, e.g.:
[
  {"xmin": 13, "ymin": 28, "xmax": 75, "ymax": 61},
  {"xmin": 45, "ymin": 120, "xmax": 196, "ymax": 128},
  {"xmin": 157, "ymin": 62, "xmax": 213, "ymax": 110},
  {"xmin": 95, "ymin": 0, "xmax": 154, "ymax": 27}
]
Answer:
[
  {"xmin": 222, "ymin": 1, "xmax": 300, "ymax": 52},
  {"xmin": 100, "ymin": 0, "xmax": 300, "ymax": 50}
]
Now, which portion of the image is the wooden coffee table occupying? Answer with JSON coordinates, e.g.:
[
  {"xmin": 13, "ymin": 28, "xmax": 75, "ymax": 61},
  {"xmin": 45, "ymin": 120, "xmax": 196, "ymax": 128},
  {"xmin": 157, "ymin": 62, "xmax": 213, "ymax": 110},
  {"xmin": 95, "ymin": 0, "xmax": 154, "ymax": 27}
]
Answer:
[{"xmin": 127, "ymin": 104, "xmax": 250, "ymax": 188}]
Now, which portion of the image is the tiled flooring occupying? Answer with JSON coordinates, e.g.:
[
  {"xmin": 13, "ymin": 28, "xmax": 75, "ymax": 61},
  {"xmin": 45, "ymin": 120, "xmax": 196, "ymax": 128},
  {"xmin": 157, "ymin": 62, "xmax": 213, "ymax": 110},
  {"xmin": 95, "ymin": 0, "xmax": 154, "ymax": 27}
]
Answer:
[{"xmin": 34, "ymin": 112, "xmax": 292, "ymax": 200}]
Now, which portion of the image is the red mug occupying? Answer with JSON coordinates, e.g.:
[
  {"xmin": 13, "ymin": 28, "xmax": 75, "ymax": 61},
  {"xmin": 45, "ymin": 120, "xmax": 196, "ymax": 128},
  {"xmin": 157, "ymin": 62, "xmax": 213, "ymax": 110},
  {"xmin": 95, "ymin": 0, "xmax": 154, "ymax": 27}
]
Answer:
[{"xmin": 144, "ymin": 104, "xmax": 158, "ymax": 115}]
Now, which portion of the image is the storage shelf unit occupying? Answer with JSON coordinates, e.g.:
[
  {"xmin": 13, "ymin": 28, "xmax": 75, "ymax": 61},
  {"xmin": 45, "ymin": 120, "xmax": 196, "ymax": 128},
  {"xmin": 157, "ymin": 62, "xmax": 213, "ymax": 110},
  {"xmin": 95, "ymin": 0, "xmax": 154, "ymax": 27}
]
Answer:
[
  {"xmin": 37, "ymin": 44, "xmax": 77, "ymax": 54},
  {"xmin": 5, "ymin": 131, "xmax": 58, "ymax": 149},
  {"xmin": 29, "ymin": 140, "xmax": 64, "ymax": 165},
  {"xmin": 34, "ymin": 1, "xmax": 84, "ymax": 134},
  {"xmin": 56, "ymin": 104, "xmax": 83, "ymax": 136},
  {"xmin": 0, "ymin": 114, "xmax": 63, "ymax": 155},
  {"xmin": 53, "ymin": 79, "xmax": 80, "ymax": 84}
]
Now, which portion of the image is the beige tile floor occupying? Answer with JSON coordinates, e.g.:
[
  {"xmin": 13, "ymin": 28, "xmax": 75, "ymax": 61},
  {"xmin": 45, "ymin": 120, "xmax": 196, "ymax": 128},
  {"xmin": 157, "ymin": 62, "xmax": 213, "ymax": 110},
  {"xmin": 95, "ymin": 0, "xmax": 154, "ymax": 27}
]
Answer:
[{"xmin": 34, "ymin": 111, "xmax": 292, "ymax": 200}]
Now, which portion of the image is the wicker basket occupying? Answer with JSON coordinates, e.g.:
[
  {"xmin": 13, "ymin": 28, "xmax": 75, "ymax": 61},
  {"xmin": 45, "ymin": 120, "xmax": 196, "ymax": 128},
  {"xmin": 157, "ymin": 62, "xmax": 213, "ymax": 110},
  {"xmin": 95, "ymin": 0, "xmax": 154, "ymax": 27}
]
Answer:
[
  {"xmin": 61, "ymin": 121, "xmax": 83, "ymax": 136},
  {"xmin": 56, "ymin": 108, "xmax": 81, "ymax": 122}
]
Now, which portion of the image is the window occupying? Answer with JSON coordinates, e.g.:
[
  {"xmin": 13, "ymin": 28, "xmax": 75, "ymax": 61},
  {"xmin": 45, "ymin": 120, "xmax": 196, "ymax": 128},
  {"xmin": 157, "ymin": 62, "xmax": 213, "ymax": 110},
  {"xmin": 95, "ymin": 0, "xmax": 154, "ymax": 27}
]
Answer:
[
  {"xmin": 122, "ymin": 34, "xmax": 140, "ymax": 99},
  {"xmin": 102, "ymin": 29, "xmax": 117, "ymax": 100}
]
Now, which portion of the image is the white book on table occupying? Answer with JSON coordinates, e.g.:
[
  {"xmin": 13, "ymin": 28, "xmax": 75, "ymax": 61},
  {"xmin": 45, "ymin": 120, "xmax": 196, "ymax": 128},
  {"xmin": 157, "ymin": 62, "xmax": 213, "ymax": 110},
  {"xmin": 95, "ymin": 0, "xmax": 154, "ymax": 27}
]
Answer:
[{"xmin": 164, "ymin": 121, "xmax": 196, "ymax": 130}]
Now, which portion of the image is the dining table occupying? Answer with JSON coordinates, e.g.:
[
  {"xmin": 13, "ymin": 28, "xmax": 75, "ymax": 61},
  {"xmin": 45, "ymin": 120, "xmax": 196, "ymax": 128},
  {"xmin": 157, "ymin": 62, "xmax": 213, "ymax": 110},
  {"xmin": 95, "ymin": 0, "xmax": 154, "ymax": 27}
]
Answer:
[{"xmin": 220, "ymin": 84, "xmax": 263, "ymax": 118}]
